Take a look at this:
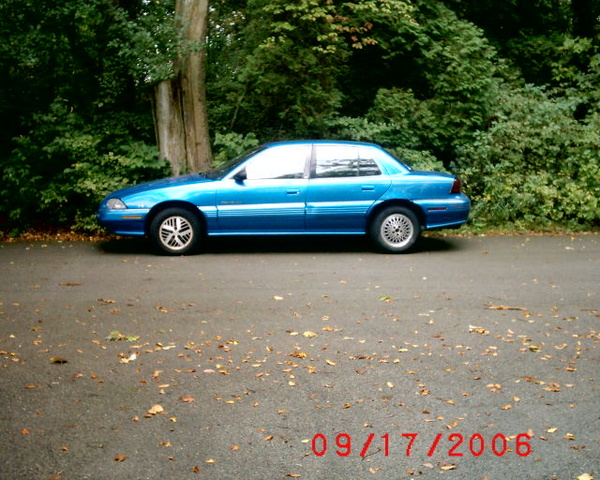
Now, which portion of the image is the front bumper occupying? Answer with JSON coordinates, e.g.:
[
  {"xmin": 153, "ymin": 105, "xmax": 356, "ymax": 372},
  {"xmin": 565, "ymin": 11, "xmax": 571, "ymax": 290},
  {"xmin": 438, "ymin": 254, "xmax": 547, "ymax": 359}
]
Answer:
[{"xmin": 96, "ymin": 208, "xmax": 149, "ymax": 236}]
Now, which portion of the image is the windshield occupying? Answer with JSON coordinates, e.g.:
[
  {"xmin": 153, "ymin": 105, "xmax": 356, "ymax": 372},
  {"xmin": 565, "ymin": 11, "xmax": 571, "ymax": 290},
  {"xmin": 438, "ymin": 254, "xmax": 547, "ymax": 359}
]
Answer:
[{"xmin": 203, "ymin": 145, "xmax": 266, "ymax": 180}]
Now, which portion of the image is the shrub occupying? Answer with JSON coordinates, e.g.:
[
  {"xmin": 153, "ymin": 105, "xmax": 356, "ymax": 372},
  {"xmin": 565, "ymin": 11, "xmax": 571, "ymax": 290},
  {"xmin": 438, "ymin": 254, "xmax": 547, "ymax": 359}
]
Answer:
[
  {"xmin": 455, "ymin": 83, "xmax": 599, "ymax": 231},
  {"xmin": 212, "ymin": 132, "xmax": 260, "ymax": 166},
  {"xmin": 0, "ymin": 100, "xmax": 169, "ymax": 234}
]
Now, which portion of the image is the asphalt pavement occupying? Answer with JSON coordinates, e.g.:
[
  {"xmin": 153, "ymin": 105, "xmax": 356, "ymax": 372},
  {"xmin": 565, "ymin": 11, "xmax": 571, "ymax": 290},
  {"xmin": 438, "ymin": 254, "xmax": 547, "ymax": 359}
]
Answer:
[{"xmin": 0, "ymin": 233, "xmax": 598, "ymax": 480}]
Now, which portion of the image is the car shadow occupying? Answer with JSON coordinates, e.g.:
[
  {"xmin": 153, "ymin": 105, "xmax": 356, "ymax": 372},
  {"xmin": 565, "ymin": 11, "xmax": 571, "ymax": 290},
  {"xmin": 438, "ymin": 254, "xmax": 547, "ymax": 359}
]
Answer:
[{"xmin": 98, "ymin": 234, "xmax": 460, "ymax": 255}]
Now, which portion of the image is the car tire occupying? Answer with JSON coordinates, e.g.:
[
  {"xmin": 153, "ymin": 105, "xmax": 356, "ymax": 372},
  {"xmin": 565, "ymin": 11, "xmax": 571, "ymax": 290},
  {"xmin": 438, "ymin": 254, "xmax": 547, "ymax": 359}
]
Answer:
[
  {"xmin": 370, "ymin": 206, "xmax": 421, "ymax": 253},
  {"xmin": 149, "ymin": 208, "xmax": 202, "ymax": 255}
]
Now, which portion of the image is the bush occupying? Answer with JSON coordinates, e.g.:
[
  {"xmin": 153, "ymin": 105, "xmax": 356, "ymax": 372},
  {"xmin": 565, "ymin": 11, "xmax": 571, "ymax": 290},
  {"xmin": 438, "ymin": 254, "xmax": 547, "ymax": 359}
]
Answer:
[
  {"xmin": 212, "ymin": 132, "xmax": 260, "ymax": 166},
  {"xmin": 455, "ymin": 84, "xmax": 599, "ymax": 231},
  {"xmin": 0, "ymin": 101, "xmax": 169, "ymax": 234}
]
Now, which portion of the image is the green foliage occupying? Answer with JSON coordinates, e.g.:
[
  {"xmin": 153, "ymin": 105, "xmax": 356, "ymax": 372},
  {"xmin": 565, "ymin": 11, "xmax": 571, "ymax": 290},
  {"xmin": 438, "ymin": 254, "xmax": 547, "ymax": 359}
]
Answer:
[
  {"xmin": 212, "ymin": 132, "xmax": 260, "ymax": 166},
  {"xmin": 324, "ymin": 115, "xmax": 447, "ymax": 172},
  {"xmin": 456, "ymin": 84, "xmax": 599, "ymax": 231},
  {"xmin": 1, "ymin": 0, "xmax": 598, "ymax": 235},
  {"xmin": 1, "ymin": 100, "xmax": 169, "ymax": 233},
  {"xmin": 362, "ymin": 3, "xmax": 499, "ymax": 162},
  {"xmin": 208, "ymin": 0, "xmax": 413, "ymax": 138}
]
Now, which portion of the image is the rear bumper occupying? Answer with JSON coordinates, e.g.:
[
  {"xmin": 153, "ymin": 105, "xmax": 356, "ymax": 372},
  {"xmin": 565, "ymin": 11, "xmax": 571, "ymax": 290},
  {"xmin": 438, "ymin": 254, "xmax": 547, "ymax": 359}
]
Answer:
[{"xmin": 415, "ymin": 195, "xmax": 471, "ymax": 230}]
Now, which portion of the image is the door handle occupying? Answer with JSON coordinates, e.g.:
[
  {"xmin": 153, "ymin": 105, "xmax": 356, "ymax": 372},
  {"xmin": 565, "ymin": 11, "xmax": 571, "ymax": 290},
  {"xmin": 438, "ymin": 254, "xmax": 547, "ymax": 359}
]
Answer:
[
  {"xmin": 361, "ymin": 185, "xmax": 375, "ymax": 191},
  {"xmin": 287, "ymin": 189, "xmax": 301, "ymax": 195}
]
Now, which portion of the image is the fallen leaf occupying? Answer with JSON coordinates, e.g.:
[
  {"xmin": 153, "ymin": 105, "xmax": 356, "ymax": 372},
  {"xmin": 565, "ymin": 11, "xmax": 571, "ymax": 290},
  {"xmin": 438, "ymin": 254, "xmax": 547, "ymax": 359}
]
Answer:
[
  {"xmin": 119, "ymin": 353, "xmax": 137, "ymax": 364},
  {"xmin": 50, "ymin": 357, "xmax": 68, "ymax": 364},
  {"xmin": 289, "ymin": 351, "xmax": 307, "ymax": 359},
  {"xmin": 577, "ymin": 474, "xmax": 593, "ymax": 480},
  {"xmin": 468, "ymin": 325, "xmax": 489, "ymax": 335},
  {"xmin": 303, "ymin": 331, "xmax": 318, "ymax": 338},
  {"xmin": 147, "ymin": 404, "xmax": 164, "ymax": 415},
  {"xmin": 181, "ymin": 395, "xmax": 195, "ymax": 403},
  {"xmin": 106, "ymin": 330, "xmax": 140, "ymax": 342},
  {"xmin": 440, "ymin": 464, "xmax": 457, "ymax": 471},
  {"xmin": 485, "ymin": 304, "xmax": 527, "ymax": 311},
  {"xmin": 114, "ymin": 454, "xmax": 127, "ymax": 462}
]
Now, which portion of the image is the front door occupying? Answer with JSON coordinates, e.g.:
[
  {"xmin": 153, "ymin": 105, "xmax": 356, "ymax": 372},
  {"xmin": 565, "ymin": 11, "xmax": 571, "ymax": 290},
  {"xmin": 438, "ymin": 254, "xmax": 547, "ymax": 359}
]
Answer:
[{"xmin": 216, "ymin": 144, "xmax": 311, "ymax": 233}]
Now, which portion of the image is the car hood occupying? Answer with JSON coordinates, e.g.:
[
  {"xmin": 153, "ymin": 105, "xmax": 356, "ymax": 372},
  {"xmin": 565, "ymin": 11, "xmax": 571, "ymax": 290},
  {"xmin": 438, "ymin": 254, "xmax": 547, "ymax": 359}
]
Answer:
[{"xmin": 109, "ymin": 173, "xmax": 213, "ymax": 199}]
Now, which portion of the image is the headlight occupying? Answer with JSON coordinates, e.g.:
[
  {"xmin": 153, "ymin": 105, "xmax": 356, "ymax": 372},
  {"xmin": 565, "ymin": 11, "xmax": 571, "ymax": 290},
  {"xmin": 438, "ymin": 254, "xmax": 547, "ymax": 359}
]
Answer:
[{"xmin": 107, "ymin": 198, "xmax": 127, "ymax": 210}]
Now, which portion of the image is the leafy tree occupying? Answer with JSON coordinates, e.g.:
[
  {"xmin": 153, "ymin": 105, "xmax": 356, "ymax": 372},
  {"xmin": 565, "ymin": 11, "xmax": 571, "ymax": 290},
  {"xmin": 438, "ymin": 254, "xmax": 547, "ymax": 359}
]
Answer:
[
  {"xmin": 442, "ymin": 0, "xmax": 600, "ymax": 84},
  {"xmin": 329, "ymin": 2, "xmax": 499, "ymax": 164},
  {"xmin": 208, "ymin": 0, "xmax": 413, "ymax": 139},
  {"xmin": 0, "ymin": 0, "xmax": 166, "ymax": 233}
]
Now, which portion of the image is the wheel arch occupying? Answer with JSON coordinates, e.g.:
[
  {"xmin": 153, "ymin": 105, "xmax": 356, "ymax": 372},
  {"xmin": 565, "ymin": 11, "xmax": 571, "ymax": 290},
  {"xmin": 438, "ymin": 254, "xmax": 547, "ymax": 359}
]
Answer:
[
  {"xmin": 367, "ymin": 200, "xmax": 426, "ymax": 232},
  {"xmin": 145, "ymin": 201, "xmax": 206, "ymax": 236}
]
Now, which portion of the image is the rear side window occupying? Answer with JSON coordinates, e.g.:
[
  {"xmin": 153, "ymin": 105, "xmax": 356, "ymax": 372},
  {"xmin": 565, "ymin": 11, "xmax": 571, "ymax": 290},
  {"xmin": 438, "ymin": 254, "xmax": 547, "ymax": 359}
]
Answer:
[
  {"xmin": 315, "ymin": 145, "xmax": 382, "ymax": 178},
  {"xmin": 359, "ymin": 145, "xmax": 409, "ymax": 174},
  {"xmin": 358, "ymin": 158, "xmax": 381, "ymax": 176},
  {"xmin": 315, "ymin": 146, "xmax": 358, "ymax": 178}
]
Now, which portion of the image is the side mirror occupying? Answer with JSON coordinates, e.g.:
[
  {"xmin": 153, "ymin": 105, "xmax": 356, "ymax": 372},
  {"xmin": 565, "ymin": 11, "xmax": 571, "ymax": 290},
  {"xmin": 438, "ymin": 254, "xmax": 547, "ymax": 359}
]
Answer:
[{"xmin": 234, "ymin": 168, "xmax": 247, "ymax": 183}]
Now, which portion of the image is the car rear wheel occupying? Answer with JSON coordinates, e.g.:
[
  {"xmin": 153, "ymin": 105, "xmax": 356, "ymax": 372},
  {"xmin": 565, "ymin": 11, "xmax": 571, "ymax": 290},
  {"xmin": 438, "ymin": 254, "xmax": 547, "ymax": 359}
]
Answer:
[
  {"xmin": 150, "ymin": 208, "xmax": 202, "ymax": 255},
  {"xmin": 370, "ymin": 206, "xmax": 420, "ymax": 253}
]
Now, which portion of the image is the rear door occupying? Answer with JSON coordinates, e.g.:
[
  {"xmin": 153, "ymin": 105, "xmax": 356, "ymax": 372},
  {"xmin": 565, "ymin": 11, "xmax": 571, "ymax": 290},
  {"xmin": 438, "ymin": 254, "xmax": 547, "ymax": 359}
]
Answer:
[{"xmin": 305, "ymin": 144, "xmax": 391, "ymax": 232}]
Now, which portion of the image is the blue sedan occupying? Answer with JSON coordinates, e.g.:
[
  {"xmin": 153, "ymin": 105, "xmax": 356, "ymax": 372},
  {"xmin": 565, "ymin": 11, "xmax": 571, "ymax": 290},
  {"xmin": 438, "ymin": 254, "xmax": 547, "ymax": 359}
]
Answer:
[{"xmin": 97, "ymin": 140, "xmax": 470, "ymax": 255}]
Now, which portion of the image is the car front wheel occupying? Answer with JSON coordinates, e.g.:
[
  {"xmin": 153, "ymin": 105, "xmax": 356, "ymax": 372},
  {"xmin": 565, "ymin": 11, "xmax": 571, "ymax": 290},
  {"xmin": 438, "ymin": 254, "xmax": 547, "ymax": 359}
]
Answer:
[
  {"xmin": 370, "ymin": 206, "xmax": 421, "ymax": 253},
  {"xmin": 150, "ymin": 208, "xmax": 202, "ymax": 255}
]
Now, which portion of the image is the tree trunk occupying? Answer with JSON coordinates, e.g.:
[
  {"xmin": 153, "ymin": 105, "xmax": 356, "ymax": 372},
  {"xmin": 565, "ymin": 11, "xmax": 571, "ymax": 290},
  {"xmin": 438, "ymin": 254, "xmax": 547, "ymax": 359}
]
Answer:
[{"xmin": 153, "ymin": 0, "xmax": 212, "ymax": 176}]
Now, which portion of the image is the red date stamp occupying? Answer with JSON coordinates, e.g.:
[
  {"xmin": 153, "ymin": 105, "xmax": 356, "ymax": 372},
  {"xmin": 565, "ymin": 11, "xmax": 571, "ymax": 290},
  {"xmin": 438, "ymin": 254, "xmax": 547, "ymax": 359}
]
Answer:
[{"xmin": 311, "ymin": 432, "xmax": 532, "ymax": 458}]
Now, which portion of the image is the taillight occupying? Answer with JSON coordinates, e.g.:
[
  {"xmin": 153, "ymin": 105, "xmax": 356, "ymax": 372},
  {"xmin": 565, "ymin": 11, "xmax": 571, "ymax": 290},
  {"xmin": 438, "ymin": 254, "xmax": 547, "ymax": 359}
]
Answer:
[{"xmin": 450, "ymin": 177, "xmax": 461, "ymax": 194}]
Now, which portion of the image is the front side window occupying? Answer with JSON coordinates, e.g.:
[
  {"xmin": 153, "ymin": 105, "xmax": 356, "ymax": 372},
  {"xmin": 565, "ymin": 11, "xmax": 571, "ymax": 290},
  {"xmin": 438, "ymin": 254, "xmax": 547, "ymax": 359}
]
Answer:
[{"xmin": 244, "ymin": 145, "xmax": 309, "ymax": 180}]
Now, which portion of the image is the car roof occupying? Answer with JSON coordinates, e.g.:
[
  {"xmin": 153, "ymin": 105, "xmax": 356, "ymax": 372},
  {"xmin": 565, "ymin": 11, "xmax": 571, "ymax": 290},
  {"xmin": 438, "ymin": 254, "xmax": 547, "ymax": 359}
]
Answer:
[{"xmin": 263, "ymin": 140, "xmax": 381, "ymax": 148}]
